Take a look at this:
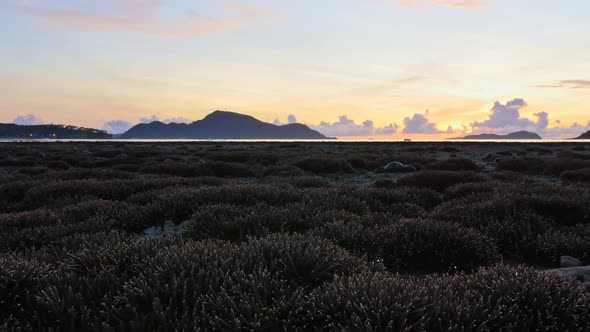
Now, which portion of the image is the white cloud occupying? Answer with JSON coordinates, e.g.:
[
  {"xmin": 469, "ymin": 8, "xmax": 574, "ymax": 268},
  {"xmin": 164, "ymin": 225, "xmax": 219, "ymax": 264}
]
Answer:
[
  {"xmin": 102, "ymin": 120, "xmax": 133, "ymax": 134},
  {"xmin": 402, "ymin": 111, "xmax": 443, "ymax": 134},
  {"xmin": 12, "ymin": 114, "xmax": 44, "ymax": 125},
  {"xmin": 310, "ymin": 115, "xmax": 399, "ymax": 137},
  {"xmin": 140, "ymin": 115, "xmax": 191, "ymax": 124}
]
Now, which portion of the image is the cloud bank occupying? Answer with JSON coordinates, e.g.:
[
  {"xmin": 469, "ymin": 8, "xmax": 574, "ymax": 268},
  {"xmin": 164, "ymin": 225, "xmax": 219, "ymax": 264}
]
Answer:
[
  {"xmin": 310, "ymin": 115, "xmax": 399, "ymax": 137},
  {"xmin": 537, "ymin": 80, "xmax": 590, "ymax": 89},
  {"xmin": 12, "ymin": 114, "xmax": 44, "ymax": 125},
  {"xmin": 5, "ymin": 0, "xmax": 277, "ymax": 37},
  {"xmin": 470, "ymin": 99, "xmax": 549, "ymax": 133},
  {"xmin": 467, "ymin": 98, "xmax": 590, "ymax": 139},
  {"xmin": 273, "ymin": 114, "xmax": 298, "ymax": 126},
  {"xmin": 140, "ymin": 115, "xmax": 191, "ymax": 124},
  {"xmin": 102, "ymin": 120, "xmax": 133, "ymax": 134},
  {"xmin": 402, "ymin": 111, "xmax": 444, "ymax": 134}
]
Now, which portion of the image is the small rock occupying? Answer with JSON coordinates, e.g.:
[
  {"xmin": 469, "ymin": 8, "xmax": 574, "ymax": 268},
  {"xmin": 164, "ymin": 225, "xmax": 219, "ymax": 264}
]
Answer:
[
  {"xmin": 561, "ymin": 256, "xmax": 583, "ymax": 268},
  {"xmin": 543, "ymin": 266, "xmax": 590, "ymax": 280},
  {"xmin": 384, "ymin": 161, "xmax": 417, "ymax": 173}
]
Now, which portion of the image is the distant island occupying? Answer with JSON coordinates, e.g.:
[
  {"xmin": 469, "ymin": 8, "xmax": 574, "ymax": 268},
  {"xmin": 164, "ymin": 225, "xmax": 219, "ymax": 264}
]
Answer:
[
  {"xmin": 0, "ymin": 124, "xmax": 111, "ymax": 139},
  {"xmin": 121, "ymin": 111, "xmax": 329, "ymax": 139},
  {"xmin": 460, "ymin": 131, "xmax": 542, "ymax": 140},
  {"xmin": 575, "ymin": 131, "xmax": 590, "ymax": 139}
]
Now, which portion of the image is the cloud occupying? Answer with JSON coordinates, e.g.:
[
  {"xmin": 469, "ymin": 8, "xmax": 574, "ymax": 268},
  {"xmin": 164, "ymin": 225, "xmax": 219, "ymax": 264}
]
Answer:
[
  {"xmin": 140, "ymin": 115, "xmax": 191, "ymax": 124},
  {"xmin": 376, "ymin": 123, "xmax": 401, "ymax": 135},
  {"xmin": 102, "ymin": 120, "xmax": 133, "ymax": 134},
  {"xmin": 396, "ymin": 0, "xmax": 489, "ymax": 9},
  {"xmin": 12, "ymin": 114, "xmax": 44, "ymax": 125},
  {"xmin": 471, "ymin": 99, "xmax": 549, "ymax": 133},
  {"xmin": 402, "ymin": 111, "xmax": 443, "ymax": 134},
  {"xmin": 534, "ymin": 112, "xmax": 549, "ymax": 130},
  {"xmin": 545, "ymin": 121, "xmax": 590, "ymax": 139},
  {"xmin": 535, "ymin": 80, "xmax": 590, "ymax": 89},
  {"xmin": 467, "ymin": 98, "xmax": 590, "ymax": 139},
  {"xmin": 5, "ymin": 0, "xmax": 278, "ymax": 37},
  {"xmin": 310, "ymin": 115, "xmax": 399, "ymax": 137},
  {"xmin": 273, "ymin": 114, "xmax": 299, "ymax": 125}
]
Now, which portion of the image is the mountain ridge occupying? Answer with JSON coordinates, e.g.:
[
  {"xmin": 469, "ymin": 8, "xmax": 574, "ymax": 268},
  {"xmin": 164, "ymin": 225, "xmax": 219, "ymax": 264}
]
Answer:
[
  {"xmin": 458, "ymin": 131, "xmax": 542, "ymax": 140},
  {"xmin": 121, "ymin": 111, "xmax": 329, "ymax": 139}
]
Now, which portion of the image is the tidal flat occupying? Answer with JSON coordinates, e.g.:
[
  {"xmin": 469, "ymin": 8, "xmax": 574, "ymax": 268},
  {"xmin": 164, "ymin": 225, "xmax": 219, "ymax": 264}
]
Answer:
[{"xmin": 1, "ymin": 141, "xmax": 590, "ymax": 330}]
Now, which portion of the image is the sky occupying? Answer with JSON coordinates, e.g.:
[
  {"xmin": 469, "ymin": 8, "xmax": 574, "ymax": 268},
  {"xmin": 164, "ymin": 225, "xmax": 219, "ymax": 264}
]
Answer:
[{"xmin": 1, "ymin": 0, "xmax": 589, "ymax": 139}]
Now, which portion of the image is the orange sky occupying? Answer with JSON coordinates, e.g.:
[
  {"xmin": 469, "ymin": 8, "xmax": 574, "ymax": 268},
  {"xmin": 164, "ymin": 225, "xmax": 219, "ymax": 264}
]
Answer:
[{"xmin": 1, "ymin": 0, "xmax": 589, "ymax": 139}]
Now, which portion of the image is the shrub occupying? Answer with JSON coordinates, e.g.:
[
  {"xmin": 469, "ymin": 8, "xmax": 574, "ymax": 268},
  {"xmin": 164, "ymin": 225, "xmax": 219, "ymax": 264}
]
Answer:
[
  {"xmin": 186, "ymin": 203, "xmax": 287, "ymax": 242},
  {"xmin": 360, "ymin": 187, "xmax": 441, "ymax": 212},
  {"xmin": 562, "ymin": 168, "xmax": 590, "ymax": 182},
  {"xmin": 423, "ymin": 265, "xmax": 590, "ymax": 331},
  {"xmin": 376, "ymin": 219, "xmax": 501, "ymax": 273},
  {"xmin": 372, "ymin": 178, "xmax": 396, "ymax": 188},
  {"xmin": 293, "ymin": 158, "xmax": 353, "ymax": 174},
  {"xmin": 208, "ymin": 161, "xmax": 255, "ymax": 178},
  {"xmin": 300, "ymin": 266, "xmax": 590, "ymax": 331},
  {"xmin": 239, "ymin": 234, "xmax": 368, "ymax": 287},
  {"xmin": 537, "ymin": 229, "xmax": 590, "ymax": 264},
  {"xmin": 545, "ymin": 158, "xmax": 590, "ymax": 175},
  {"xmin": 139, "ymin": 162, "xmax": 214, "ymax": 177},
  {"xmin": 285, "ymin": 176, "xmax": 332, "ymax": 188},
  {"xmin": 427, "ymin": 158, "xmax": 479, "ymax": 171},
  {"xmin": 397, "ymin": 171, "xmax": 483, "ymax": 192},
  {"xmin": 263, "ymin": 164, "xmax": 305, "ymax": 177},
  {"xmin": 0, "ymin": 255, "xmax": 53, "ymax": 324},
  {"xmin": 432, "ymin": 194, "xmax": 553, "ymax": 261},
  {"xmin": 207, "ymin": 151, "xmax": 279, "ymax": 165},
  {"xmin": 16, "ymin": 167, "xmax": 49, "ymax": 176},
  {"xmin": 310, "ymin": 221, "xmax": 380, "ymax": 257},
  {"xmin": 495, "ymin": 158, "xmax": 545, "ymax": 174},
  {"xmin": 298, "ymin": 272, "xmax": 427, "ymax": 331}
]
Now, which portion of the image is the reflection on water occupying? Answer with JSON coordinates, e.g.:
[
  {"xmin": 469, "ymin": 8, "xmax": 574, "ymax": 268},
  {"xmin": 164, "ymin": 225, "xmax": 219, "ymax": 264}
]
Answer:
[{"xmin": 1, "ymin": 139, "xmax": 590, "ymax": 143}]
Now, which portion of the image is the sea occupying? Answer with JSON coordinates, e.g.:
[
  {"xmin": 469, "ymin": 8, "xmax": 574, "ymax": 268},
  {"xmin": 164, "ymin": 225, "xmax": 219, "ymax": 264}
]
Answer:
[{"xmin": 1, "ymin": 139, "xmax": 590, "ymax": 144}]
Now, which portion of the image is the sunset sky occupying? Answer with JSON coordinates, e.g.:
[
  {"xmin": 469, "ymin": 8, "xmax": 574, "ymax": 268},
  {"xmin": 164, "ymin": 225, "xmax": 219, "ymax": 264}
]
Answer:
[{"xmin": 1, "ymin": 0, "xmax": 589, "ymax": 139}]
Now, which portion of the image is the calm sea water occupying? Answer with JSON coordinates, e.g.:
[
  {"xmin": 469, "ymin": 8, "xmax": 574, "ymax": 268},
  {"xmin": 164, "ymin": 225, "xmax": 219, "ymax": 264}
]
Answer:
[{"xmin": 1, "ymin": 139, "xmax": 590, "ymax": 144}]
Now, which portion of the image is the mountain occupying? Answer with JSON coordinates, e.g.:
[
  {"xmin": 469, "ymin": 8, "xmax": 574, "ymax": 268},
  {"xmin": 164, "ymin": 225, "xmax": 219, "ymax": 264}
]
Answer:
[
  {"xmin": 575, "ymin": 131, "xmax": 590, "ymax": 139},
  {"xmin": 121, "ymin": 111, "xmax": 329, "ymax": 139},
  {"xmin": 460, "ymin": 131, "xmax": 542, "ymax": 140},
  {"xmin": 0, "ymin": 124, "xmax": 111, "ymax": 139}
]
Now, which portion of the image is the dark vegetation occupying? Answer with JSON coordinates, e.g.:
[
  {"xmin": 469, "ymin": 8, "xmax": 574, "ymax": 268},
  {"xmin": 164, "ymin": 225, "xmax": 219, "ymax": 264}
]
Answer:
[
  {"xmin": 0, "ymin": 124, "xmax": 111, "ymax": 139},
  {"xmin": 0, "ymin": 142, "xmax": 589, "ymax": 330}
]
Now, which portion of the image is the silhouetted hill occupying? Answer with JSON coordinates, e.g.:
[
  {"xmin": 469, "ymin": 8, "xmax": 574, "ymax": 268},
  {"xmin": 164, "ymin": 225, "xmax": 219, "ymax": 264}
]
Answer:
[
  {"xmin": 461, "ymin": 131, "xmax": 542, "ymax": 140},
  {"xmin": 0, "ymin": 124, "xmax": 111, "ymax": 139},
  {"xmin": 121, "ymin": 111, "xmax": 329, "ymax": 139},
  {"xmin": 575, "ymin": 131, "xmax": 590, "ymax": 139}
]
